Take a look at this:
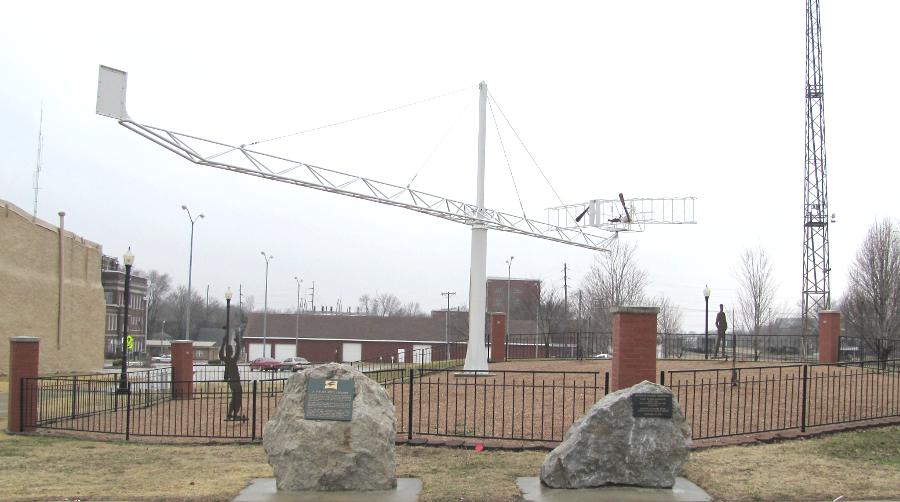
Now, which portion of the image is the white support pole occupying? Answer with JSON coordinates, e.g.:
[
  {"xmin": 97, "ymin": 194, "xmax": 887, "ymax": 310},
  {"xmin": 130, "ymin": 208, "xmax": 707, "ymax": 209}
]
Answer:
[{"xmin": 464, "ymin": 81, "xmax": 489, "ymax": 372}]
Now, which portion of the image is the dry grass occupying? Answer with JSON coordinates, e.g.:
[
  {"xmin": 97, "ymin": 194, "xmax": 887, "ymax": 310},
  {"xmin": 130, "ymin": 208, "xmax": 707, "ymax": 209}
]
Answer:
[
  {"xmin": 684, "ymin": 425, "xmax": 900, "ymax": 501},
  {"xmin": 2, "ymin": 423, "xmax": 900, "ymax": 501},
  {"xmin": 397, "ymin": 446, "xmax": 544, "ymax": 502}
]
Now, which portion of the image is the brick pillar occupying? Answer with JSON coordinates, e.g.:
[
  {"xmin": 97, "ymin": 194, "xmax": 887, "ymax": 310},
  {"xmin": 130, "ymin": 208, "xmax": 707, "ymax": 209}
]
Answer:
[
  {"xmin": 819, "ymin": 310, "xmax": 841, "ymax": 364},
  {"xmin": 8, "ymin": 336, "xmax": 40, "ymax": 433},
  {"xmin": 489, "ymin": 313, "xmax": 507, "ymax": 362},
  {"xmin": 611, "ymin": 306, "xmax": 659, "ymax": 391},
  {"xmin": 171, "ymin": 340, "xmax": 194, "ymax": 399}
]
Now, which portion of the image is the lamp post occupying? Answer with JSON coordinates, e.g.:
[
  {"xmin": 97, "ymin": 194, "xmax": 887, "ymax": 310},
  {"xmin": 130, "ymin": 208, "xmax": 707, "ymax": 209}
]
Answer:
[
  {"xmin": 261, "ymin": 252, "xmax": 273, "ymax": 358},
  {"xmin": 703, "ymin": 285, "xmax": 711, "ymax": 359},
  {"xmin": 181, "ymin": 205, "xmax": 204, "ymax": 340},
  {"xmin": 294, "ymin": 276, "xmax": 303, "ymax": 357},
  {"xmin": 117, "ymin": 247, "xmax": 134, "ymax": 394},
  {"xmin": 225, "ymin": 287, "xmax": 233, "ymax": 347},
  {"xmin": 506, "ymin": 256, "xmax": 514, "ymax": 359}
]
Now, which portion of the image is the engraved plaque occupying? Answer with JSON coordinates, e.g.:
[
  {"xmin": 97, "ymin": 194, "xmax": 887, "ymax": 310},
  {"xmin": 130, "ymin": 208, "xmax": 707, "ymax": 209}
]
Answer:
[
  {"xmin": 631, "ymin": 393, "xmax": 673, "ymax": 418},
  {"xmin": 304, "ymin": 378, "xmax": 355, "ymax": 421}
]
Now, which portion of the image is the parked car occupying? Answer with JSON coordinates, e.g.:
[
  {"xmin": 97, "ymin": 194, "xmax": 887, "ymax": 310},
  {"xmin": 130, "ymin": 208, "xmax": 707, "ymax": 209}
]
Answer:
[
  {"xmin": 281, "ymin": 357, "xmax": 311, "ymax": 371},
  {"xmin": 151, "ymin": 355, "xmax": 172, "ymax": 364},
  {"xmin": 249, "ymin": 357, "xmax": 281, "ymax": 371}
]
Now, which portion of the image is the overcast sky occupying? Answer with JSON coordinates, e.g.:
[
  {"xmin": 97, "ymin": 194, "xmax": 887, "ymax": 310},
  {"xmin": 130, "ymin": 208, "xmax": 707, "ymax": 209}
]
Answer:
[{"xmin": 2, "ymin": 1, "xmax": 898, "ymax": 332}]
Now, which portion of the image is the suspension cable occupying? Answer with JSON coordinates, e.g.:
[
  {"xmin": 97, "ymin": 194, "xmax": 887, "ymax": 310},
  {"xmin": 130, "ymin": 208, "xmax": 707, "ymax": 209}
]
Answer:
[
  {"xmin": 488, "ymin": 90, "xmax": 576, "ymax": 222},
  {"xmin": 488, "ymin": 98, "xmax": 528, "ymax": 219},
  {"xmin": 247, "ymin": 85, "xmax": 474, "ymax": 147},
  {"xmin": 406, "ymin": 91, "xmax": 475, "ymax": 188}
]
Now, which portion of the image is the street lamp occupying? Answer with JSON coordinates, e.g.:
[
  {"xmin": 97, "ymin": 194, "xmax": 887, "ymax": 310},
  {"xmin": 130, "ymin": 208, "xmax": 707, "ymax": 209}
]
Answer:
[
  {"xmin": 117, "ymin": 247, "xmax": 134, "ymax": 394},
  {"xmin": 261, "ymin": 252, "xmax": 273, "ymax": 358},
  {"xmin": 703, "ymin": 285, "xmax": 711, "ymax": 359},
  {"xmin": 506, "ymin": 256, "xmax": 514, "ymax": 359},
  {"xmin": 181, "ymin": 205, "xmax": 204, "ymax": 340},
  {"xmin": 225, "ymin": 286, "xmax": 233, "ymax": 349},
  {"xmin": 294, "ymin": 276, "xmax": 303, "ymax": 357}
]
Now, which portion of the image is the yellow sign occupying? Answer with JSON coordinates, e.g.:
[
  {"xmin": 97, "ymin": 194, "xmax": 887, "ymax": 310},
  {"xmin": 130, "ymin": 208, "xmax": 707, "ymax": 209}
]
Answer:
[{"xmin": 126, "ymin": 335, "xmax": 134, "ymax": 351}]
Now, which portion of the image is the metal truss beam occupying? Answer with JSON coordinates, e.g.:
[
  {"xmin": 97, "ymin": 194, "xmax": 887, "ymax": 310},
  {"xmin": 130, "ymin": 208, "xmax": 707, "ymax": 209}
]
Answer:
[{"xmin": 117, "ymin": 120, "xmax": 614, "ymax": 251}]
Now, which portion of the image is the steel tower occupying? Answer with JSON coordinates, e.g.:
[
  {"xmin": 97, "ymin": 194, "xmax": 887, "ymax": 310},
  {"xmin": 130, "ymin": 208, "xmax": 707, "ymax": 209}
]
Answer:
[{"xmin": 802, "ymin": 0, "xmax": 831, "ymax": 336}]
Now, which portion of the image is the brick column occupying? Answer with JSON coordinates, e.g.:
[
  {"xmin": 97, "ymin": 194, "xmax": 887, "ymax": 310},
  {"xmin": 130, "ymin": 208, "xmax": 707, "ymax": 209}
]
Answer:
[
  {"xmin": 171, "ymin": 340, "xmax": 194, "ymax": 399},
  {"xmin": 819, "ymin": 310, "xmax": 841, "ymax": 364},
  {"xmin": 611, "ymin": 306, "xmax": 659, "ymax": 391},
  {"xmin": 489, "ymin": 313, "xmax": 507, "ymax": 362},
  {"xmin": 8, "ymin": 336, "xmax": 40, "ymax": 433}
]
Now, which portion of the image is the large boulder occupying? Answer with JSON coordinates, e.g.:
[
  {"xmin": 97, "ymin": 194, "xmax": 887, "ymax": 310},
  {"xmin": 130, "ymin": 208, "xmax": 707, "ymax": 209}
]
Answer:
[
  {"xmin": 263, "ymin": 363, "xmax": 396, "ymax": 491},
  {"xmin": 540, "ymin": 380, "xmax": 691, "ymax": 488}
]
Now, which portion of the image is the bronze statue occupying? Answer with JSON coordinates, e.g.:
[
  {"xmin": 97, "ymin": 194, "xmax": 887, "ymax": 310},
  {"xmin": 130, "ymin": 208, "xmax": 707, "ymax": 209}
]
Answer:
[
  {"xmin": 221, "ymin": 330, "xmax": 247, "ymax": 421},
  {"xmin": 714, "ymin": 304, "xmax": 728, "ymax": 359}
]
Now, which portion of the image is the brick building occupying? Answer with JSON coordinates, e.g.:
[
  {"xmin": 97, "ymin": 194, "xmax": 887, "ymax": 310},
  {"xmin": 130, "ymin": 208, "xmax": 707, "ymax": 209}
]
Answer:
[
  {"xmin": 101, "ymin": 255, "xmax": 148, "ymax": 358},
  {"xmin": 486, "ymin": 277, "xmax": 540, "ymax": 333}
]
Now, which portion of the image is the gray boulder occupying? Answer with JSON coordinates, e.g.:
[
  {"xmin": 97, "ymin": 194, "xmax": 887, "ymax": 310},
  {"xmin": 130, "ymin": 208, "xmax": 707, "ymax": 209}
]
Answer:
[
  {"xmin": 263, "ymin": 363, "xmax": 396, "ymax": 491},
  {"xmin": 540, "ymin": 380, "xmax": 691, "ymax": 489}
]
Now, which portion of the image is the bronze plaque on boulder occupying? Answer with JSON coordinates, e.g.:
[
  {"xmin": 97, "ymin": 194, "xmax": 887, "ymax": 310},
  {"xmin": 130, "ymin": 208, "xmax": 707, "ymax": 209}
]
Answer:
[
  {"xmin": 631, "ymin": 393, "xmax": 673, "ymax": 418},
  {"xmin": 304, "ymin": 378, "xmax": 355, "ymax": 421}
]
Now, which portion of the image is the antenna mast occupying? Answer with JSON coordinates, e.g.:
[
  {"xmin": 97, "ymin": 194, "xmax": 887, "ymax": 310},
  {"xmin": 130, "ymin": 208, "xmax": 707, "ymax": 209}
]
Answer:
[
  {"xmin": 32, "ymin": 103, "xmax": 44, "ymax": 220},
  {"xmin": 802, "ymin": 0, "xmax": 831, "ymax": 336}
]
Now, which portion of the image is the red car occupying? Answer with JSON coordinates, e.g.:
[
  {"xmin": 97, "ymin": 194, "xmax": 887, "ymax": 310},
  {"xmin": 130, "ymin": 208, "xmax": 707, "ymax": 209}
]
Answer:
[{"xmin": 249, "ymin": 357, "xmax": 281, "ymax": 371}]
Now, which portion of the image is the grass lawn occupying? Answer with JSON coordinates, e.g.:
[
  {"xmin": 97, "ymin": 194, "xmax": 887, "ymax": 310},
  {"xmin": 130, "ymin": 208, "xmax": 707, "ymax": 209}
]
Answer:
[{"xmin": 1, "ymin": 422, "xmax": 899, "ymax": 501}]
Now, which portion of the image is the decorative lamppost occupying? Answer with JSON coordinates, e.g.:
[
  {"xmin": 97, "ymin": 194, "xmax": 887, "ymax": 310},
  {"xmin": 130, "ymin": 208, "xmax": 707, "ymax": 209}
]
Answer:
[
  {"xmin": 117, "ymin": 247, "xmax": 134, "ymax": 394},
  {"xmin": 181, "ymin": 205, "xmax": 204, "ymax": 340},
  {"xmin": 506, "ymin": 256, "xmax": 514, "ymax": 359},
  {"xmin": 261, "ymin": 252, "xmax": 273, "ymax": 358},
  {"xmin": 225, "ymin": 286, "xmax": 233, "ymax": 346},
  {"xmin": 703, "ymin": 285, "xmax": 711, "ymax": 359},
  {"xmin": 294, "ymin": 276, "xmax": 303, "ymax": 357}
]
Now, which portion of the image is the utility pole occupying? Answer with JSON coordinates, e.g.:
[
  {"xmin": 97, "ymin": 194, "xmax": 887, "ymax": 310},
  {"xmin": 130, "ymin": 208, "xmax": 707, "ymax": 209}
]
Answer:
[
  {"xmin": 441, "ymin": 291, "xmax": 456, "ymax": 360},
  {"xmin": 308, "ymin": 281, "xmax": 316, "ymax": 314},
  {"xmin": 294, "ymin": 276, "xmax": 303, "ymax": 356},
  {"xmin": 562, "ymin": 263, "xmax": 570, "ymax": 321},
  {"xmin": 32, "ymin": 103, "xmax": 44, "ymax": 221}
]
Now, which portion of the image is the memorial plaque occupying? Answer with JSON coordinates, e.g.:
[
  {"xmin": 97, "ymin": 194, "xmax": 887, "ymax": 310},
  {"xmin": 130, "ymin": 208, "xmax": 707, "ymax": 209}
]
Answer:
[
  {"xmin": 304, "ymin": 378, "xmax": 355, "ymax": 421},
  {"xmin": 631, "ymin": 393, "xmax": 673, "ymax": 418}
]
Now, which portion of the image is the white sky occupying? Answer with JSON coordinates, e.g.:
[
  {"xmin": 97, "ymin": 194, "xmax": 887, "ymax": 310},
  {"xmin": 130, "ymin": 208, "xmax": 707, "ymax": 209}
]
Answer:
[{"xmin": 2, "ymin": 1, "xmax": 898, "ymax": 332}]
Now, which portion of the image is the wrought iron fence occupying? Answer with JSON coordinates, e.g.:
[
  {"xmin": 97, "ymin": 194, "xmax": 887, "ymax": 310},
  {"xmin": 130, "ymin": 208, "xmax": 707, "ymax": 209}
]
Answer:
[
  {"xmin": 839, "ymin": 336, "xmax": 898, "ymax": 363},
  {"xmin": 658, "ymin": 333, "xmax": 819, "ymax": 363},
  {"xmin": 18, "ymin": 357, "xmax": 900, "ymax": 444},
  {"xmin": 666, "ymin": 359, "xmax": 900, "ymax": 440},
  {"xmin": 506, "ymin": 332, "xmax": 611, "ymax": 360}
]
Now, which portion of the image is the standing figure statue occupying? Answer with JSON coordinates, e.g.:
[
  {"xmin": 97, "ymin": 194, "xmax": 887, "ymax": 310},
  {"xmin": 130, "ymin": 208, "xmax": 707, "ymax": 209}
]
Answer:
[
  {"xmin": 714, "ymin": 304, "xmax": 728, "ymax": 359},
  {"xmin": 220, "ymin": 330, "xmax": 247, "ymax": 421}
]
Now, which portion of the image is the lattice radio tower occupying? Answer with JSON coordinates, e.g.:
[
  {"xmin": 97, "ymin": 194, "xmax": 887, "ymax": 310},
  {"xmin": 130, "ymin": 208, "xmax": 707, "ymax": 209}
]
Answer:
[{"xmin": 802, "ymin": 0, "xmax": 832, "ymax": 336}]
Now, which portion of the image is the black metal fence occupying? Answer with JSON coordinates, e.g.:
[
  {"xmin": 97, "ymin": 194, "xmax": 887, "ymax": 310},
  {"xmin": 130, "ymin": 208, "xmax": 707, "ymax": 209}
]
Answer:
[
  {"xmin": 18, "ymin": 358, "xmax": 900, "ymax": 444},
  {"xmin": 839, "ymin": 336, "xmax": 898, "ymax": 363},
  {"xmin": 658, "ymin": 333, "xmax": 819, "ymax": 363},
  {"xmin": 506, "ymin": 332, "xmax": 611, "ymax": 360},
  {"xmin": 666, "ymin": 359, "xmax": 900, "ymax": 440}
]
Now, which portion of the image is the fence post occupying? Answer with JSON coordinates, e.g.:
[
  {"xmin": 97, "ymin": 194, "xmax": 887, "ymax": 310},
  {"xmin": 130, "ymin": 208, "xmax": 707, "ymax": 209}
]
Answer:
[
  {"xmin": 125, "ymin": 382, "xmax": 132, "ymax": 441},
  {"xmin": 251, "ymin": 380, "xmax": 258, "ymax": 441},
  {"xmin": 800, "ymin": 365, "xmax": 808, "ymax": 433},
  {"xmin": 604, "ymin": 372, "xmax": 609, "ymax": 396},
  {"xmin": 407, "ymin": 369, "xmax": 414, "ymax": 440},
  {"xmin": 9, "ymin": 336, "xmax": 40, "ymax": 434},
  {"xmin": 659, "ymin": 371, "xmax": 665, "ymax": 386},
  {"xmin": 70, "ymin": 375, "xmax": 78, "ymax": 420}
]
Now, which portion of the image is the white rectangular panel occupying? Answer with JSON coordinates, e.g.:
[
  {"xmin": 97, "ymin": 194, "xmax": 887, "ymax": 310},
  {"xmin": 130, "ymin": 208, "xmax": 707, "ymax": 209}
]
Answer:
[
  {"xmin": 96, "ymin": 65, "xmax": 129, "ymax": 119},
  {"xmin": 248, "ymin": 343, "xmax": 265, "ymax": 360},
  {"xmin": 413, "ymin": 345, "xmax": 431, "ymax": 364},
  {"xmin": 274, "ymin": 343, "xmax": 296, "ymax": 360},
  {"xmin": 342, "ymin": 343, "xmax": 362, "ymax": 363}
]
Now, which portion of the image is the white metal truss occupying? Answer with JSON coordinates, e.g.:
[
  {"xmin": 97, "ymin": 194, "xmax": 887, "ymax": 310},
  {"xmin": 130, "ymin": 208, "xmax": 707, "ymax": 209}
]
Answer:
[
  {"xmin": 117, "ymin": 120, "xmax": 616, "ymax": 250},
  {"xmin": 546, "ymin": 197, "xmax": 696, "ymax": 233},
  {"xmin": 96, "ymin": 66, "xmax": 614, "ymax": 251}
]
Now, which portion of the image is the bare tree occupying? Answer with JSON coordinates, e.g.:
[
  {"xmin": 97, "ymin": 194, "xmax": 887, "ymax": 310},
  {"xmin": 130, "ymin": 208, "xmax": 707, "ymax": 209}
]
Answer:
[
  {"xmin": 655, "ymin": 296, "xmax": 683, "ymax": 335},
  {"xmin": 144, "ymin": 270, "xmax": 172, "ymax": 335},
  {"xmin": 841, "ymin": 219, "xmax": 900, "ymax": 360},
  {"xmin": 581, "ymin": 240, "xmax": 648, "ymax": 333},
  {"xmin": 358, "ymin": 294, "xmax": 372, "ymax": 314},
  {"xmin": 735, "ymin": 247, "xmax": 778, "ymax": 361}
]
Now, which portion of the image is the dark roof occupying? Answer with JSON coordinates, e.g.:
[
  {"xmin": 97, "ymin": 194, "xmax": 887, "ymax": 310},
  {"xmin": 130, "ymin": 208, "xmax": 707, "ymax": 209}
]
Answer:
[
  {"xmin": 197, "ymin": 327, "xmax": 226, "ymax": 344},
  {"xmin": 244, "ymin": 313, "xmax": 456, "ymax": 343}
]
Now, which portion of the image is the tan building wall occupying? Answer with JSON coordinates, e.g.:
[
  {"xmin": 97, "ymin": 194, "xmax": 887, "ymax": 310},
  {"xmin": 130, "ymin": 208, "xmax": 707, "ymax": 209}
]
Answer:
[{"xmin": 0, "ymin": 199, "xmax": 105, "ymax": 376}]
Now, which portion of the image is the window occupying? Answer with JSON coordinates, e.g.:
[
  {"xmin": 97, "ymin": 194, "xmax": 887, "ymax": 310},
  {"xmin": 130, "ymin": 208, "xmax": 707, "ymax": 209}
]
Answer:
[
  {"xmin": 106, "ymin": 314, "xmax": 117, "ymax": 332},
  {"xmin": 105, "ymin": 291, "xmax": 114, "ymax": 305}
]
